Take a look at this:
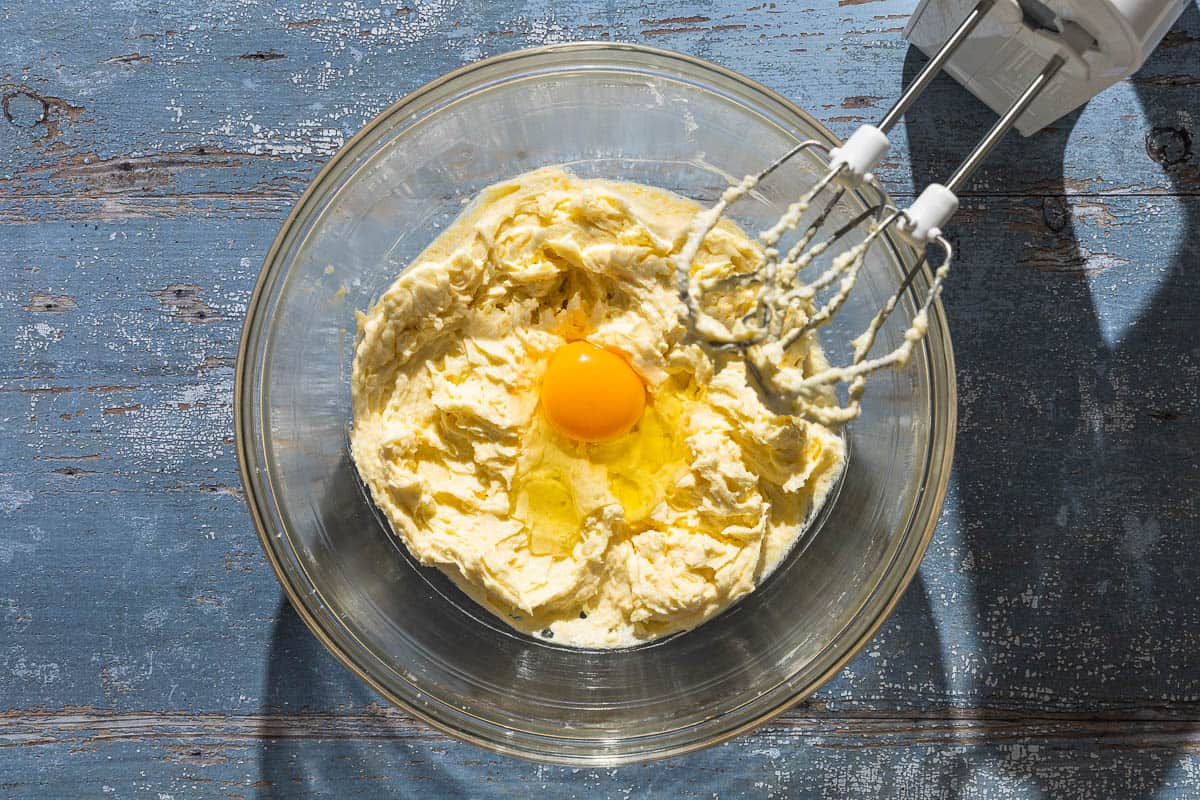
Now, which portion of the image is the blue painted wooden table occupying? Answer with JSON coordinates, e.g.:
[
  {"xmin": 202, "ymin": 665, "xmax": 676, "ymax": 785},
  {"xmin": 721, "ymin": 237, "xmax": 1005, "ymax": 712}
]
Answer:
[{"xmin": 3, "ymin": 1, "xmax": 1199, "ymax": 796}]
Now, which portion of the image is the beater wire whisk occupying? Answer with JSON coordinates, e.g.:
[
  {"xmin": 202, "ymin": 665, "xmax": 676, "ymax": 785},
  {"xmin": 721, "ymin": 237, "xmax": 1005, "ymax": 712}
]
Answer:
[{"xmin": 674, "ymin": 0, "xmax": 1072, "ymax": 423}]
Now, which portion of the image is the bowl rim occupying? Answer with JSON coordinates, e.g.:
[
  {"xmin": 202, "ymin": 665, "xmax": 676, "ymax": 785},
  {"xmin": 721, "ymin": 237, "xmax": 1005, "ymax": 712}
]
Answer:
[{"xmin": 235, "ymin": 40, "xmax": 958, "ymax": 765}]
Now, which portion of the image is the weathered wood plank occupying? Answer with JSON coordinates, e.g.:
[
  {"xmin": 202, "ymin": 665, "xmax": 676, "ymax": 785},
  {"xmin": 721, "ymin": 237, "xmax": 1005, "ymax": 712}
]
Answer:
[
  {"xmin": 0, "ymin": 0, "xmax": 1196, "ymax": 219},
  {"xmin": 4, "ymin": 703, "xmax": 1200, "ymax": 799}
]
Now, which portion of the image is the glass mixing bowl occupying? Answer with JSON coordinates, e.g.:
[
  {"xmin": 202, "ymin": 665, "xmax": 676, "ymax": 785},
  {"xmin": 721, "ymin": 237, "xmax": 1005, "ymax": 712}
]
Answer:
[{"xmin": 236, "ymin": 43, "xmax": 956, "ymax": 765}]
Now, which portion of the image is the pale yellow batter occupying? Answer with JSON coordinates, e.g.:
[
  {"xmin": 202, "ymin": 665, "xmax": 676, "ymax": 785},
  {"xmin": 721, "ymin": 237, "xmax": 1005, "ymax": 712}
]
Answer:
[{"xmin": 350, "ymin": 167, "xmax": 845, "ymax": 648}]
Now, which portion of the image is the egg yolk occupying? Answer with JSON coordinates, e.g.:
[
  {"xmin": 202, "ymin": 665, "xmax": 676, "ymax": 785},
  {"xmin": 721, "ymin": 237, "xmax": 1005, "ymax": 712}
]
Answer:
[{"xmin": 541, "ymin": 341, "xmax": 646, "ymax": 443}]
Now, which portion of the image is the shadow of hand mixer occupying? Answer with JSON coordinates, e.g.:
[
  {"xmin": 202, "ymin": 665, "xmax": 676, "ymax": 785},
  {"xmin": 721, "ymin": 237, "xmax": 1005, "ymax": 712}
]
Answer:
[{"xmin": 678, "ymin": 0, "xmax": 1189, "ymax": 421}]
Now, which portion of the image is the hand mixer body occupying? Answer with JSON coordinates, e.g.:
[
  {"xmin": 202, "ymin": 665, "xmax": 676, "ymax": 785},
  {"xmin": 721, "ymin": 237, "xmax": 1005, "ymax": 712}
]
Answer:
[
  {"xmin": 905, "ymin": 0, "xmax": 1190, "ymax": 134},
  {"xmin": 676, "ymin": 0, "xmax": 1188, "ymax": 419}
]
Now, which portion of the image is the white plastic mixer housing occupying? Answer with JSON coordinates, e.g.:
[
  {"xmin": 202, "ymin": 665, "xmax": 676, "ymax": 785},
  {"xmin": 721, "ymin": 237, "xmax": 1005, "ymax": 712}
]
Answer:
[
  {"xmin": 825, "ymin": 0, "xmax": 1188, "ymax": 244},
  {"xmin": 674, "ymin": 0, "xmax": 1189, "ymax": 408},
  {"xmin": 675, "ymin": 0, "xmax": 1190, "ymax": 409},
  {"xmin": 905, "ymin": 0, "xmax": 1190, "ymax": 135}
]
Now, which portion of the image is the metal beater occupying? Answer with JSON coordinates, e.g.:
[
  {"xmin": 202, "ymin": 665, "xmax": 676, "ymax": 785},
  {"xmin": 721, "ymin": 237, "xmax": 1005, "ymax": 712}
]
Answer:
[{"xmin": 676, "ymin": 0, "xmax": 1188, "ymax": 422}]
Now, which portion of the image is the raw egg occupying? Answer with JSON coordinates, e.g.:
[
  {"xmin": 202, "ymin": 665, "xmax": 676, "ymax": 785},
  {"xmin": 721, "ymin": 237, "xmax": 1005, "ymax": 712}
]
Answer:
[{"xmin": 541, "ymin": 341, "xmax": 646, "ymax": 442}]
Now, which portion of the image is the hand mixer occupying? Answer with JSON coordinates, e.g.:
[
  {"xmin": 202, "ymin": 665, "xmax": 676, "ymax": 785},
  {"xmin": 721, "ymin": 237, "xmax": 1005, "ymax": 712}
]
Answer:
[{"xmin": 675, "ymin": 0, "xmax": 1190, "ymax": 424}]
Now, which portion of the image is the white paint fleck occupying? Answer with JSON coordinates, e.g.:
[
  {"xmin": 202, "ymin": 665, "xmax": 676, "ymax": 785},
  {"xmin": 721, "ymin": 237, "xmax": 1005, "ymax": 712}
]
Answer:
[
  {"xmin": 15, "ymin": 322, "xmax": 64, "ymax": 356},
  {"xmin": 6, "ymin": 654, "xmax": 61, "ymax": 686},
  {"xmin": 112, "ymin": 375, "xmax": 235, "ymax": 469},
  {"xmin": 0, "ymin": 484, "xmax": 34, "ymax": 514},
  {"xmin": 142, "ymin": 607, "xmax": 170, "ymax": 629}
]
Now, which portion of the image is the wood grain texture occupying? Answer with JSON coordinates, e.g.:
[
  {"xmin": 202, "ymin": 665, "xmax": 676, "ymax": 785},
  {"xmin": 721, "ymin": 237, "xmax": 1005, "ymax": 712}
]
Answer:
[{"xmin": 1, "ymin": 0, "xmax": 1199, "ymax": 797}]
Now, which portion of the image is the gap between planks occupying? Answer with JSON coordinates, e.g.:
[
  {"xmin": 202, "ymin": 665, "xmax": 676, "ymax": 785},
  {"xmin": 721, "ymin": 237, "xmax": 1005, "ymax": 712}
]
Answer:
[{"xmin": 5, "ymin": 707, "xmax": 1200, "ymax": 749}]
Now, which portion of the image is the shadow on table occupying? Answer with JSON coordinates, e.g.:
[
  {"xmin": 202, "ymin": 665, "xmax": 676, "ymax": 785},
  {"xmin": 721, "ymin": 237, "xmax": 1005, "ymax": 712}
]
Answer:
[
  {"xmin": 257, "ymin": 597, "xmax": 482, "ymax": 798},
  {"xmin": 249, "ymin": 453, "xmax": 958, "ymax": 794},
  {"xmin": 255, "ymin": 585, "xmax": 957, "ymax": 798},
  {"xmin": 253, "ymin": 11, "xmax": 1199, "ymax": 795},
  {"xmin": 896, "ymin": 4, "xmax": 1200, "ymax": 796}
]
